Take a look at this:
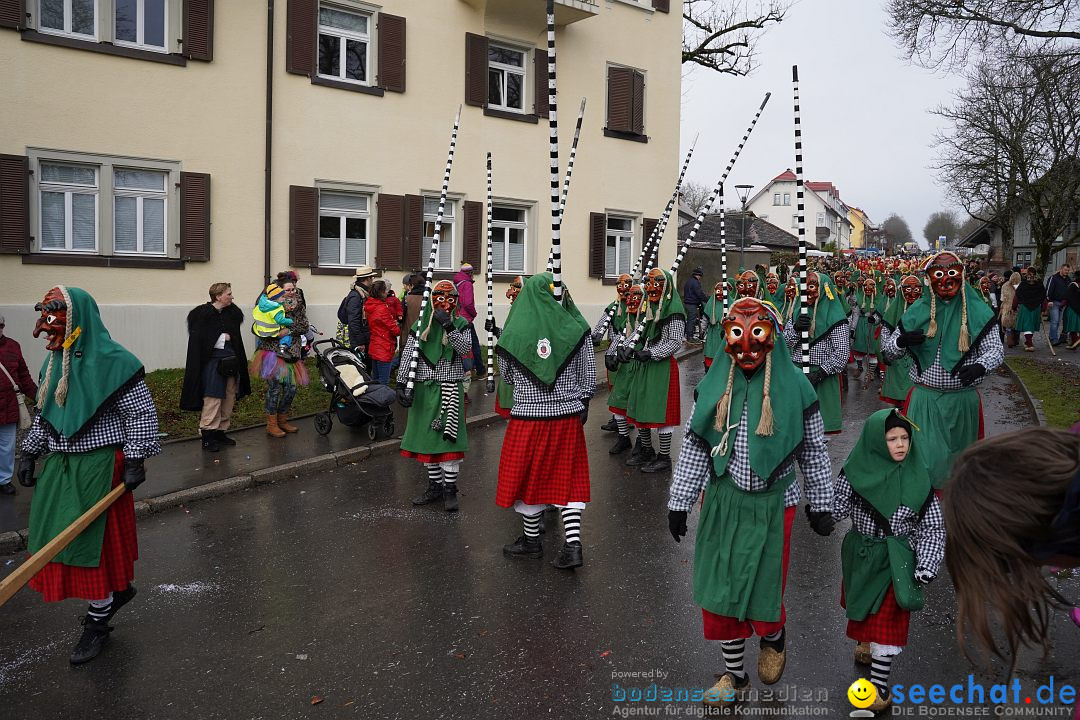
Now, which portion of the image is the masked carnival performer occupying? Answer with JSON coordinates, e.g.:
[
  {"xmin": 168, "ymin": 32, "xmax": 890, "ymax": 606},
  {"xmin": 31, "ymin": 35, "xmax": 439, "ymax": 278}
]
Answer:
[
  {"xmin": 668, "ymin": 297, "xmax": 835, "ymax": 708},
  {"xmin": 764, "ymin": 272, "xmax": 784, "ymax": 308},
  {"xmin": 703, "ymin": 280, "xmax": 736, "ymax": 369},
  {"xmin": 881, "ymin": 252, "xmax": 1002, "ymax": 491},
  {"xmin": 880, "ymin": 276, "xmax": 922, "ymax": 406},
  {"xmin": 784, "ymin": 272, "xmax": 850, "ymax": 435},
  {"xmin": 593, "ymin": 274, "xmax": 631, "ymax": 431},
  {"xmin": 853, "ymin": 276, "xmax": 884, "ymax": 381},
  {"xmin": 496, "ymin": 274, "xmax": 596, "ymax": 569},
  {"xmin": 18, "ymin": 286, "xmax": 161, "ymax": 664},
  {"xmin": 736, "ymin": 270, "xmax": 762, "ymax": 300},
  {"xmin": 617, "ymin": 268, "xmax": 686, "ymax": 474},
  {"xmin": 398, "ymin": 280, "xmax": 472, "ymax": 511},
  {"xmin": 486, "ymin": 276, "xmax": 523, "ymax": 419},
  {"xmin": 607, "ymin": 283, "xmax": 645, "ymax": 455}
]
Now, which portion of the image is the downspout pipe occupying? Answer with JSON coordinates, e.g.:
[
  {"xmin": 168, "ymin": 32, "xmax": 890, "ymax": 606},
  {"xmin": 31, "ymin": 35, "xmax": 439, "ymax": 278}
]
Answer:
[{"xmin": 264, "ymin": 0, "xmax": 274, "ymax": 285}]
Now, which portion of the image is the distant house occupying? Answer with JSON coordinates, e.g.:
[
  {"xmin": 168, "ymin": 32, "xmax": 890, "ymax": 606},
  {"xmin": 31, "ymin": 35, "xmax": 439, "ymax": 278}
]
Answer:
[
  {"xmin": 958, "ymin": 210, "xmax": 1079, "ymax": 271},
  {"xmin": 742, "ymin": 170, "xmax": 854, "ymax": 249},
  {"xmin": 678, "ymin": 210, "xmax": 798, "ymax": 253}
]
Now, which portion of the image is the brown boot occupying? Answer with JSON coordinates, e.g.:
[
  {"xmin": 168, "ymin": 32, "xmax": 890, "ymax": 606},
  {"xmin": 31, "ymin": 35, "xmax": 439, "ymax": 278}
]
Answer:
[
  {"xmin": 266, "ymin": 414, "xmax": 286, "ymax": 438},
  {"xmin": 277, "ymin": 414, "xmax": 299, "ymax": 433}
]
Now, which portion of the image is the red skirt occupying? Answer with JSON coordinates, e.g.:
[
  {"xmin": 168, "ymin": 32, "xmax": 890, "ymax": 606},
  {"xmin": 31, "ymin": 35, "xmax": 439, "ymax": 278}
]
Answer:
[
  {"xmin": 495, "ymin": 396, "xmax": 511, "ymax": 419},
  {"xmin": 627, "ymin": 357, "xmax": 682, "ymax": 429},
  {"xmin": 843, "ymin": 584, "xmax": 911, "ymax": 647},
  {"xmin": 703, "ymin": 357, "xmax": 713, "ymax": 369},
  {"xmin": 399, "ymin": 450, "xmax": 464, "ymax": 463},
  {"xmin": 29, "ymin": 450, "xmax": 137, "ymax": 602},
  {"xmin": 496, "ymin": 416, "xmax": 590, "ymax": 507}
]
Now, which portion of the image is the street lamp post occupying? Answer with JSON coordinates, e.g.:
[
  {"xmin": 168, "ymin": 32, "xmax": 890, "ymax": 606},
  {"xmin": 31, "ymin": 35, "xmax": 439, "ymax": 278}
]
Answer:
[{"xmin": 735, "ymin": 184, "xmax": 754, "ymax": 270}]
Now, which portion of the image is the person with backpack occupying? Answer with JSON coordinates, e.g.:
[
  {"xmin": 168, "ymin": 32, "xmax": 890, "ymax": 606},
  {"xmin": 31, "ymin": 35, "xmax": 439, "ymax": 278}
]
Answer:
[{"xmin": 338, "ymin": 266, "xmax": 376, "ymax": 359}]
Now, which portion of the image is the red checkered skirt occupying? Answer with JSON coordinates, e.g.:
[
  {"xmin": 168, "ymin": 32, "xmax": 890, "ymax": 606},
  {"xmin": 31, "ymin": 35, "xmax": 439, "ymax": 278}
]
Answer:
[
  {"xmin": 495, "ymin": 416, "xmax": 590, "ymax": 507},
  {"xmin": 29, "ymin": 450, "xmax": 137, "ymax": 602},
  {"xmin": 842, "ymin": 584, "xmax": 911, "ymax": 647},
  {"xmin": 627, "ymin": 357, "xmax": 681, "ymax": 429},
  {"xmin": 400, "ymin": 450, "xmax": 465, "ymax": 463}
]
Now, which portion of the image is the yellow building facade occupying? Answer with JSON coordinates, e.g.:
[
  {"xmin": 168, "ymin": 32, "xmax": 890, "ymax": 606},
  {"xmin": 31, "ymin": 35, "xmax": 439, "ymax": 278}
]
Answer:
[{"xmin": 848, "ymin": 207, "xmax": 871, "ymax": 250}]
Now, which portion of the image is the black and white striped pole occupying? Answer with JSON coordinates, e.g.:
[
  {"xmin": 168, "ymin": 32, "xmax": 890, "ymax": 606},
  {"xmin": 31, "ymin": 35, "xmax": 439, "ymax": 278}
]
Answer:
[
  {"xmin": 546, "ymin": 0, "xmax": 564, "ymax": 301},
  {"xmin": 402, "ymin": 105, "xmax": 462, "ymax": 401},
  {"xmin": 793, "ymin": 66, "xmax": 810, "ymax": 374},
  {"xmin": 719, "ymin": 184, "xmax": 728, "ymax": 317},
  {"xmin": 547, "ymin": 97, "xmax": 586, "ymax": 272},
  {"xmin": 623, "ymin": 93, "xmax": 772, "ymax": 348},
  {"xmin": 484, "ymin": 152, "xmax": 496, "ymax": 393}
]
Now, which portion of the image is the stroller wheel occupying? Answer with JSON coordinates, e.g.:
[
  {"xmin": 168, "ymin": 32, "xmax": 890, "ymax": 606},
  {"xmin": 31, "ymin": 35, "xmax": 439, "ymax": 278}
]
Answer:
[
  {"xmin": 314, "ymin": 412, "xmax": 333, "ymax": 436},
  {"xmin": 366, "ymin": 423, "xmax": 378, "ymax": 441},
  {"xmin": 382, "ymin": 417, "xmax": 395, "ymax": 438}
]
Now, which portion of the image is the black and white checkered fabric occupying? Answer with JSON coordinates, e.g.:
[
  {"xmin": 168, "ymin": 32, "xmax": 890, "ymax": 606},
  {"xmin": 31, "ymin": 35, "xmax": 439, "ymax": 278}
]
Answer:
[
  {"xmin": 613, "ymin": 316, "xmax": 685, "ymax": 359},
  {"xmin": 668, "ymin": 400, "xmax": 834, "ymax": 513},
  {"xmin": 833, "ymin": 471, "xmax": 945, "ymax": 577},
  {"xmin": 782, "ymin": 321, "xmax": 850, "ymax": 374},
  {"xmin": 880, "ymin": 323, "xmax": 1004, "ymax": 390},
  {"xmin": 500, "ymin": 340, "xmax": 596, "ymax": 419},
  {"xmin": 396, "ymin": 328, "xmax": 472, "ymax": 384},
  {"xmin": 592, "ymin": 310, "xmax": 620, "ymax": 355},
  {"xmin": 22, "ymin": 380, "xmax": 162, "ymax": 460}
]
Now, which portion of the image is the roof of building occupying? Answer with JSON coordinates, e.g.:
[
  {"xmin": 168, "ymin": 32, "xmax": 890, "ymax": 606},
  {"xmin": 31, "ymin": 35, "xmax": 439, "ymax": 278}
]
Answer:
[
  {"xmin": 678, "ymin": 210, "xmax": 802, "ymax": 250},
  {"xmin": 772, "ymin": 169, "xmax": 797, "ymax": 182}
]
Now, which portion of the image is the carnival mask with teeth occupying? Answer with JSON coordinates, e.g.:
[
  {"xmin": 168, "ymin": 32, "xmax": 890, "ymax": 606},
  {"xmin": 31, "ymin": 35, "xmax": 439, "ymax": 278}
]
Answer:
[
  {"xmin": 736, "ymin": 271, "xmax": 759, "ymax": 299},
  {"xmin": 885, "ymin": 278, "xmax": 897, "ymax": 298},
  {"xmin": 644, "ymin": 269, "xmax": 665, "ymax": 304},
  {"xmin": 765, "ymin": 273, "xmax": 779, "ymax": 295},
  {"xmin": 900, "ymin": 276, "xmax": 922, "ymax": 305},
  {"xmin": 723, "ymin": 298, "xmax": 775, "ymax": 372},
  {"xmin": 927, "ymin": 253, "xmax": 963, "ymax": 300},
  {"xmin": 626, "ymin": 285, "xmax": 644, "ymax": 314},
  {"xmin": 431, "ymin": 280, "xmax": 459, "ymax": 314},
  {"xmin": 506, "ymin": 276, "xmax": 523, "ymax": 303},
  {"xmin": 33, "ymin": 287, "xmax": 68, "ymax": 352},
  {"xmin": 616, "ymin": 273, "xmax": 632, "ymax": 302}
]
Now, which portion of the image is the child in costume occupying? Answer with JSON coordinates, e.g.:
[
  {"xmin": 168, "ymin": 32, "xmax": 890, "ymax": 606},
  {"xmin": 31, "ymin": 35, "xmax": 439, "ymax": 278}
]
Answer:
[
  {"xmin": 398, "ymin": 280, "xmax": 472, "ymax": 511},
  {"xmin": 879, "ymin": 276, "xmax": 922, "ymax": 406},
  {"xmin": 703, "ymin": 280, "xmax": 736, "ymax": 369},
  {"xmin": 251, "ymin": 283, "xmax": 295, "ymax": 350},
  {"xmin": 486, "ymin": 275, "xmax": 523, "ymax": 419},
  {"xmin": 835, "ymin": 409, "xmax": 944, "ymax": 713},
  {"xmin": 784, "ymin": 271, "xmax": 849, "ymax": 435}
]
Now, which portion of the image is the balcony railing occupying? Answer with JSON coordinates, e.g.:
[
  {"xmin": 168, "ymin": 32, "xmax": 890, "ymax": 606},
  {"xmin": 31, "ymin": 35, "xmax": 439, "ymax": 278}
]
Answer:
[{"xmin": 459, "ymin": 0, "xmax": 599, "ymax": 26}]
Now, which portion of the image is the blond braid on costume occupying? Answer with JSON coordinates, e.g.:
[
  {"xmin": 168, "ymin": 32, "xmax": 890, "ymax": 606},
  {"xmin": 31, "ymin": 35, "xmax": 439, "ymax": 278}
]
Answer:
[
  {"xmin": 755, "ymin": 352, "xmax": 774, "ymax": 437},
  {"xmin": 37, "ymin": 353, "xmax": 54, "ymax": 407},
  {"xmin": 927, "ymin": 293, "xmax": 938, "ymax": 339},
  {"xmin": 54, "ymin": 286, "xmax": 74, "ymax": 406},
  {"xmin": 713, "ymin": 360, "xmax": 737, "ymax": 432},
  {"xmin": 419, "ymin": 309, "xmax": 435, "ymax": 342},
  {"xmin": 958, "ymin": 270, "xmax": 971, "ymax": 353},
  {"xmin": 810, "ymin": 293, "xmax": 820, "ymax": 338}
]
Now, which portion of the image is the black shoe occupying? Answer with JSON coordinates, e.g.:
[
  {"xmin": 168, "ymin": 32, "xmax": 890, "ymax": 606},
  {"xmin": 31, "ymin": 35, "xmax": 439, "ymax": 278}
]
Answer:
[
  {"xmin": 0, "ymin": 482, "xmax": 15, "ymax": 496},
  {"xmin": 552, "ymin": 541, "xmax": 583, "ymax": 569},
  {"xmin": 105, "ymin": 585, "xmax": 137, "ymax": 623},
  {"xmin": 608, "ymin": 435, "xmax": 632, "ymax": 455},
  {"xmin": 640, "ymin": 454, "xmax": 672, "ymax": 474},
  {"xmin": 601, "ymin": 417, "xmax": 618, "ymax": 432},
  {"xmin": 200, "ymin": 430, "xmax": 220, "ymax": 452},
  {"xmin": 70, "ymin": 618, "xmax": 113, "ymax": 665},
  {"xmin": 213, "ymin": 430, "xmax": 237, "ymax": 447},
  {"xmin": 626, "ymin": 447, "xmax": 656, "ymax": 467},
  {"xmin": 443, "ymin": 486, "xmax": 459, "ymax": 512},
  {"xmin": 412, "ymin": 481, "xmax": 443, "ymax": 506},
  {"xmin": 503, "ymin": 535, "xmax": 543, "ymax": 559}
]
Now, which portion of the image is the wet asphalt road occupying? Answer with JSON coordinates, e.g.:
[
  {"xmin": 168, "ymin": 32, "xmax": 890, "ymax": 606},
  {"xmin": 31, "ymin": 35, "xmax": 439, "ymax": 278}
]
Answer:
[{"xmin": 0, "ymin": 362, "xmax": 1076, "ymax": 720}]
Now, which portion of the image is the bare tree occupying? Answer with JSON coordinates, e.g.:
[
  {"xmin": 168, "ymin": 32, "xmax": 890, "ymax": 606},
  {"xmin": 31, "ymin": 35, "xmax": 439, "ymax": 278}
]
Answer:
[
  {"xmin": 679, "ymin": 180, "xmax": 713, "ymax": 215},
  {"xmin": 682, "ymin": 0, "xmax": 791, "ymax": 76},
  {"xmin": 957, "ymin": 214, "xmax": 985, "ymax": 241},
  {"xmin": 887, "ymin": 0, "xmax": 1080, "ymax": 70},
  {"xmin": 923, "ymin": 210, "xmax": 959, "ymax": 247},
  {"xmin": 881, "ymin": 214, "xmax": 914, "ymax": 252}
]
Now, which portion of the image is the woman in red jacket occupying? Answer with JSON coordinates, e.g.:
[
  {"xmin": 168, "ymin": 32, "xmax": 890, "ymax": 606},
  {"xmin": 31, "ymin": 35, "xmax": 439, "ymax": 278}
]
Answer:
[
  {"xmin": 365, "ymin": 280, "xmax": 401, "ymax": 386},
  {"xmin": 0, "ymin": 316, "xmax": 38, "ymax": 496}
]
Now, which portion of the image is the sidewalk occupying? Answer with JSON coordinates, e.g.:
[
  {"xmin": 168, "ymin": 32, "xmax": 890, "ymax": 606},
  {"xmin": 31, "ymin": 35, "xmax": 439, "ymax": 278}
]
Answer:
[{"xmin": 0, "ymin": 346, "xmax": 702, "ymax": 543}]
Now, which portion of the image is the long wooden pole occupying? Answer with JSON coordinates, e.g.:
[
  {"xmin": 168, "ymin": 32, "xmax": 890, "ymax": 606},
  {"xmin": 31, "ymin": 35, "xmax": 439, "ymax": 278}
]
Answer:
[
  {"xmin": 546, "ymin": 97, "xmax": 586, "ymax": 272},
  {"xmin": 0, "ymin": 484, "xmax": 127, "ymax": 608}
]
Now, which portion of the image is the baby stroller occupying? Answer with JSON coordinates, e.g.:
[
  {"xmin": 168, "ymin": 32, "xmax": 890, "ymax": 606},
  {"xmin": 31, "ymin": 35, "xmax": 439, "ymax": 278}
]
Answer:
[{"xmin": 312, "ymin": 339, "xmax": 396, "ymax": 440}]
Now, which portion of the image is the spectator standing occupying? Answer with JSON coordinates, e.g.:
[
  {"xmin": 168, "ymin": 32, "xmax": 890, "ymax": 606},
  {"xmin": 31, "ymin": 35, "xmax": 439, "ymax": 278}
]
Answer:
[
  {"xmin": 181, "ymin": 283, "xmax": 251, "ymax": 452},
  {"xmin": 999, "ymin": 271, "xmax": 1021, "ymax": 347},
  {"xmin": 1064, "ymin": 270, "xmax": 1080, "ymax": 351},
  {"xmin": 385, "ymin": 279, "xmax": 404, "ymax": 325},
  {"xmin": 0, "ymin": 316, "xmax": 36, "ymax": 495},
  {"xmin": 1013, "ymin": 267, "xmax": 1048, "ymax": 352},
  {"xmin": 1046, "ymin": 264, "xmax": 1072, "ymax": 346},
  {"xmin": 341, "ymin": 265, "xmax": 376, "ymax": 358},
  {"xmin": 453, "ymin": 262, "xmax": 485, "ymax": 377},
  {"xmin": 365, "ymin": 280, "xmax": 401, "ymax": 386},
  {"xmin": 683, "ymin": 267, "xmax": 707, "ymax": 342}
]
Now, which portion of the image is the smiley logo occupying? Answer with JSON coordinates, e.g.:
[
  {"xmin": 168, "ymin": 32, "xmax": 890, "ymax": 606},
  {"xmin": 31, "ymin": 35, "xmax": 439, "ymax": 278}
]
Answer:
[{"xmin": 848, "ymin": 679, "xmax": 878, "ymax": 709}]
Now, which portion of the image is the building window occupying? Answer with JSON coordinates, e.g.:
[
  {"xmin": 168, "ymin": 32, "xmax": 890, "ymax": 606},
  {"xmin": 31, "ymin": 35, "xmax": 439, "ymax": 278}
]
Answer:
[
  {"xmin": 605, "ymin": 215, "xmax": 634, "ymax": 277},
  {"xmin": 317, "ymin": 4, "xmax": 371, "ymax": 86},
  {"xmin": 113, "ymin": 168, "xmax": 167, "ymax": 256},
  {"xmin": 488, "ymin": 43, "xmax": 526, "ymax": 113},
  {"xmin": 783, "ymin": 193, "xmax": 791, "ymax": 206},
  {"xmin": 1015, "ymin": 251, "xmax": 1033, "ymax": 266},
  {"xmin": 791, "ymin": 215, "xmax": 798, "ymax": 229},
  {"xmin": 816, "ymin": 212, "xmax": 826, "ymax": 227},
  {"xmin": 773, "ymin": 193, "xmax": 781, "ymax": 206},
  {"xmin": 491, "ymin": 206, "xmax": 527, "ymax": 273},
  {"xmin": 318, "ymin": 191, "xmax": 369, "ymax": 267},
  {"xmin": 605, "ymin": 66, "xmax": 646, "ymax": 140},
  {"xmin": 39, "ymin": 0, "xmax": 98, "ymax": 39},
  {"xmin": 39, "ymin": 163, "xmax": 98, "ymax": 253},
  {"xmin": 114, "ymin": 0, "xmax": 167, "ymax": 51},
  {"xmin": 423, "ymin": 197, "xmax": 456, "ymax": 270}
]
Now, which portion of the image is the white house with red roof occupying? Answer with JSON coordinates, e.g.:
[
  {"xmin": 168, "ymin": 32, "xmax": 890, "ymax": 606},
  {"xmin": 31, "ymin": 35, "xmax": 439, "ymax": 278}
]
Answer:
[{"xmin": 742, "ymin": 170, "xmax": 854, "ymax": 250}]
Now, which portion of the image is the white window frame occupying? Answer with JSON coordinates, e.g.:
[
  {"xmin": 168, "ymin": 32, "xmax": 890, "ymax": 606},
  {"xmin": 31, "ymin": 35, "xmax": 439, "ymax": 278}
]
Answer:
[
  {"xmin": 791, "ymin": 215, "xmax": 799, "ymax": 229},
  {"xmin": 423, "ymin": 196, "xmax": 458, "ymax": 271},
  {"xmin": 316, "ymin": 2, "xmax": 374, "ymax": 87},
  {"xmin": 317, "ymin": 190, "xmax": 371, "ymax": 268},
  {"xmin": 38, "ymin": 0, "xmax": 99, "ymax": 40},
  {"xmin": 38, "ymin": 164, "xmax": 100, "ymax": 254},
  {"xmin": 783, "ymin": 193, "xmax": 791, "ymax": 206},
  {"xmin": 605, "ymin": 214, "xmax": 635, "ymax": 278},
  {"xmin": 487, "ymin": 41, "xmax": 527, "ymax": 114},
  {"xmin": 113, "ymin": 0, "xmax": 169, "ymax": 53},
  {"xmin": 816, "ymin": 212, "xmax": 827, "ymax": 227},
  {"xmin": 112, "ymin": 168, "xmax": 168, "ymax": 256},
  {"xmin": 490, "ymin": 204, "xmax": 528, "ymax": 274},
  {"xmin": 773, "ymin": 193, "xmax": 781, "ymax": 206}
]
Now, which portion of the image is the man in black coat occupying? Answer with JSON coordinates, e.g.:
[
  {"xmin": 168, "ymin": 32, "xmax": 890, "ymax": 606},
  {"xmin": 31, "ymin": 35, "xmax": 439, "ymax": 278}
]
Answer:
[
  {"xmin": 342, "ymin": 265, "xmax": 377, "ymax": 357},
  {"xmin": 683, "ymin": 267, "xmax": 707, "ymax": 342},
  {"xmin": 180, "ymin": 282, "xmax": 250, "ymax": 451}
]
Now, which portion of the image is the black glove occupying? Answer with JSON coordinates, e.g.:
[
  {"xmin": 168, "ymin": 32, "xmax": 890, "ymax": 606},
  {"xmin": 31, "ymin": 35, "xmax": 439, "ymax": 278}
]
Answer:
[
  {"xmin": 484, "ymin": 317, "xmax": 500, "ymax": 336},
  {"xmin": 956, "ymin": 363, "xmax": 985, "ymax": 387},
  {"xmin": 123, "ymin": 458, "xmax": 146, "ymax": 492},
  {"xmin": 914, "ymin": 569, "xmax": 935, "ymax": 585},
  {"xmin": 805, "ymin": 505, "xmax": 835, "ymax": 537},
  {"xmin": 807, "ymin": 368, "xmax": 826, "ymax": 386},
  {"xmin": 866, "ymin": 312, "xmax": 878, "ymax": 326},
  {"xmin": 669, "ymin": 510, "xmax": 688, "ymax": 543},
  {"xmin": 634, "ymin": 348, "xmax": 653, "ymax": 362},
  {"xmin": 897, "ymin": 329, "xmax": 926, "ymax": 348},
  {"xmin": 604, "ymin": 354, "xmax": 620, "ymax": 372},
  {"xmin": 396, "ymin": 385, "xmax": 413, "ymax": 408},
  {"xmin": 433, "ymin": 309, "xmax": 455, "ymax": 332},
  {"xmin": 616, "ymin": 345, "xmax": 635, "ymax": 364},
  {"xmin": 579, "ymin": 402, "xmax": 589, "ymax": 426},
  {"xmin": 17, "ymin": 454, "xmax": 38, "ymax": 487},
  {"xmin": 793, "ymin": 314, "xmax": 811, "ymax": 334}
]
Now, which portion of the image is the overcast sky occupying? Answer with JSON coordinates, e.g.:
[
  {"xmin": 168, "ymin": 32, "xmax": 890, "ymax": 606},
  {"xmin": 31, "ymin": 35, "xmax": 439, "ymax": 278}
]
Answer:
[{"xmin": 679, "ymin": 0, "xmax": 968, "ymax": 248}]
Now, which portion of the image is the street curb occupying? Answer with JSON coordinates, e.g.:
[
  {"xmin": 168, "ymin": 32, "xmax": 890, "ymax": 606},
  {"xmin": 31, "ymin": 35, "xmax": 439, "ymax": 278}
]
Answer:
[{"xmin": 1002, "ymin": 360, "xmax": 1047, "ymax": 427}]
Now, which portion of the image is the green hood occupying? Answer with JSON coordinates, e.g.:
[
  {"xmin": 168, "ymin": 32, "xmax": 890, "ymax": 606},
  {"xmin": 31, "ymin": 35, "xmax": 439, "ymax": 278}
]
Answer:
[
  {"xmin": 842, "ymin": 409, "xmax": 932, "ymax": 518},
  {"xmin": 641, "ymin": 268, "xmax": 686, "ymax": 342},
  {"xmin": 900, "ymin": 283, "xmax": 995, "ymax": 374},
  {"xmin": 496, "ymin": 273, "xmax": 590, "ymax": 389},
  {"xmin": 36, "ymin": 286, "xmax": 145, "ymax": 439},
  {"xmin": 807, "ymin": 272, "xmax": 848, "ymax": 344},
  {"xmin": 414, "ymin": 302, "xmax": 470, "ymax": 368}
]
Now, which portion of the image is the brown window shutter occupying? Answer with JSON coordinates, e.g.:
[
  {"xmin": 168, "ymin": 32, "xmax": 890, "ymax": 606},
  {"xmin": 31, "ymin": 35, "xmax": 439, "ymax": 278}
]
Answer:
[
  {"xmin": 182, "ymin": 0, "xmax": 214, "ymax": 61},
  {"xmin": 607, "ymin": 66, "xmax": 632, "ymax": 133},
  {"xmin": 289, "ymin": 185, "xmax": 318, "ymax": 267},
  {"xmin": 589, "ymin": 212, "xmax": 606, "ymax": 278},
  {"xmin": 643, "ymin": 216, "xmax": 658, "ymax": 267},
  {"xmin": 464, "ymin": 33, "xmax": 488, "ymax": 107},
  {"xmin": 0, "ymin": 0, "xmax": 24, "ymax": 29},
  {"xmin": 376, "ymin": 193, "xmax": 404, "ymax": 269},
  {"xmin": 377, "ymin": 13, "xmax": 406, "ymax": 92},
  {"xmin": 404, "ymin": 194, "xmax": 424, "ymax": 269},
  {"xmin": 180, "ymin": 172, "xmax": 211, "ymax": 261},
  {"xmin": 0, "ymin": 154, "xmax": 29, "ymax": 254},
  {"xmin": 462, "ymin": 200, "xmax": 482, "ymax": 266},
  {"xmin": 631, "ymin": 71, "xmax": 646, "ymax": 135},
  {"xmin": 652, "ymin": 0, "xmax": 669, "ymax": 12},
  {"xmin": 286, "ymin": 0, "xmax": 316, "ymax": 76},
  {"xmin": 533, "ymin": 48, "xmax": 549, "ymax": 118}
]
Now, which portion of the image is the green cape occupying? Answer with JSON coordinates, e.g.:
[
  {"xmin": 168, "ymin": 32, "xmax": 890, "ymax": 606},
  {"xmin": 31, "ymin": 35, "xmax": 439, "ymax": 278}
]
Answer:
[
  {"xmin": 414, "ymin": 303, "xmax": 470, "ymax": 368},
  {"xmin": 842, "ymin": 409, "xmax": 932, "ymax": 518},
  {"xmin": 899, "ymin": 284, "xmax": 995, "ymax": 374},
  {"xmin": 808, "ymin": 272, "xmax": 848, "ymax": 344},
  {"xmin": 640, "ymin": 268, "xmax": 686, "ymax": 342},
  {"xmin": 37, "ymin": 287, "xmax": 144, "ymax": 439},
  {"xmin": 496, "ymin": 273, "xmax": 590, "ymax": 389}
]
